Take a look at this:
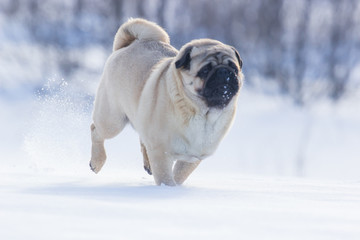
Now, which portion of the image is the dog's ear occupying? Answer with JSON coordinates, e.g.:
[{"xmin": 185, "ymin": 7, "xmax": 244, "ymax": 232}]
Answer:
[
  {"xmin": 232, "ymin": 48, "xmax": 243, "ymax": 69},
  {"xmin": 175, "ymin": 46, "xmax": 193, "ymax": 70}
]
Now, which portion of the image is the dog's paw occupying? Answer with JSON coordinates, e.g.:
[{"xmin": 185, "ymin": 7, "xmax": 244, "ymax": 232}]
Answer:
[
  {"xmin": 144, "ymin": 165, "xmax": 152, "ymax": 175},
  {"xmin": 89, "ymin": 161, "xmax": 99, "ymax": 173},
  {"xmin": 89, "ymin": 161, "xmax": 98, "ymax": 173},
  {"xmin": 90, "ymin": 141, "xmax": 106, "ymax": 174},
  {"xmin": 89, "ymin": 157, "xmax": 105, "ymax": 174}
]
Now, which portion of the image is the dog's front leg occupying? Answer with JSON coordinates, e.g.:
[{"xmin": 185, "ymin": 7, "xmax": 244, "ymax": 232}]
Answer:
[
  {"xmin": 147, "ymin": 149, "xmax": 176, "ymax": 186},
  {"xmin": 173, "ymin": 160, "xmax": 201, "ymax": 185}
]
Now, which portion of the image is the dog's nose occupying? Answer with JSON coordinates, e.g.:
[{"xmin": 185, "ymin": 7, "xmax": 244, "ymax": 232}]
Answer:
[{"xmin": 216, "ymin": 68, "xmax": 230, "ymax": 79}]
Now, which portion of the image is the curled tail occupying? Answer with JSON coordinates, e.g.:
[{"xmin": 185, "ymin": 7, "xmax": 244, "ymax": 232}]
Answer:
[{"xmin": 113, "ymin": 18, "xmax": 170, "ymax": 52}]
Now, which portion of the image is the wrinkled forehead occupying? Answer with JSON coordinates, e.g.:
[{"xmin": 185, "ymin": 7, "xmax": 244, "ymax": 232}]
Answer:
[
  {"xmin": 188, "ymin": 45, "xmax": 237, "ymax": 72},
  {"xmin": 190, "ymin": 44, "xmax": 236, "ymax": 63}
]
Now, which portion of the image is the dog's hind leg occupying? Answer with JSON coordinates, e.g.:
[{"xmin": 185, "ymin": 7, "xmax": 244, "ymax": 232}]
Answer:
[
  {"xmin": 90, "ymin": 115, "xmax": 128, "ymax": 173},
  {"xmin": 173, "ymin": 160, "xmax": 201, "ymax": 185},
  {"xmin": 90, "ymin": 123, "xmax": 107, "ymax": 173},
  {"xmin": 140, "ymin": 141, "xmax": 152, "ymax": 175},
  {"xmin": 90, "ymin": 87, "xmax": 128, "ymax": 173}
]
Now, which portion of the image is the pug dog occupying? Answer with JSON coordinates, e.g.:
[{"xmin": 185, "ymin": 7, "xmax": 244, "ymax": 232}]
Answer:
[{"xmin": 90, "ymin": 18, "xmax": 243, "ymax": 186}]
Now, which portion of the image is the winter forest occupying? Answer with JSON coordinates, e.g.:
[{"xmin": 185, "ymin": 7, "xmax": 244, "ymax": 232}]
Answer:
[
  {"xmin": 1, "ymin": 0, "xmax": 360, "ymax": 103},
  {"xmin": 1, "ymin": 1, "xmax": 360, "ymax": 239}
]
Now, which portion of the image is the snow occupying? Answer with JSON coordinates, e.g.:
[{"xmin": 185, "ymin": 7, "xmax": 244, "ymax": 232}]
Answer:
[
  {"xmin": 1, "ymin": 78, "xmax": 360, "ymax": 239},
  {"xmin": 1, "ymin": 170, "xmax": 360, "ymax": 240}
]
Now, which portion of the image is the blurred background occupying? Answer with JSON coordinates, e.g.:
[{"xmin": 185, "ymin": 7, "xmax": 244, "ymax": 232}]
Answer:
[{"xmin": 0, "ymin": 0, "xmax": 359, "ymax": 180}]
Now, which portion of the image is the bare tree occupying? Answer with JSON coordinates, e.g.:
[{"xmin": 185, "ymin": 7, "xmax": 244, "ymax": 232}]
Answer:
[
  {"xmin": 257, "ymin": 0, "xmax": 289, "ymax": 93},
  {"xmin": 328, "ymin": 0, "xmax": 356, "ymax": 100},
  {"xmin": 112, "ymin": 0, "xmax": 123, "ymax": 23},
  {"xmin": 0, "ymin": 0, "xmax": 20, "ymax": 15},
  {"xmin": 135, "ymin": 0, "xmax": 146, "ymax": 18},
  {"xmin": 156, "ymin": 0, "xmax": 167, "ymax": 27},
  {"xmin": 293, "ymin": 0, "xmax": 311, "ymax": 105}
]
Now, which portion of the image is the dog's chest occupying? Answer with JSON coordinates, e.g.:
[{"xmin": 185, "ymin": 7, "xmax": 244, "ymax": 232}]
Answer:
[{"xmin": 171, "ymin": 110, "xmax": 227, "ymax": 161}]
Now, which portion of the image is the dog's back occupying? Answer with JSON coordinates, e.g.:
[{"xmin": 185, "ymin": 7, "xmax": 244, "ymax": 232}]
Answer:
[{"xmin": 98, "ymin": 18, "xmax": 177, "ymax": 123}]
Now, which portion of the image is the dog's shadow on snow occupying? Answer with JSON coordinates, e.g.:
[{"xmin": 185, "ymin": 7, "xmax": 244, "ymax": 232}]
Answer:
[{"xmin": 25, "ymin": 180, "xmax": 212, "ymax": 200}]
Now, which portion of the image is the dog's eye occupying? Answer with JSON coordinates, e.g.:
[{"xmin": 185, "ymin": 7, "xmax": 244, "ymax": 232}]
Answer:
[
  {"xmin": 197, "ymin": 63, "xmax": 212, "ymax": 79},
  {"xmin": 228, "ymin": 61, "xmax": 239, "ymax": 74}
]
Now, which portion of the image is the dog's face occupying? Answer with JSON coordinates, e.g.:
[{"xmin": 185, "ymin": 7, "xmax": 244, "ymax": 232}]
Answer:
[{"xmin": 175, "ymin": 40, "xmax": 243, "ymax": 109}]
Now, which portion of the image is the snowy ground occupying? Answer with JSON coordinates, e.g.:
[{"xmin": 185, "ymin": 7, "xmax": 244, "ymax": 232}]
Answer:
[
  {"xmin": 1, "ymin": 170, "xmax": 360, "ymax": 240},
  {"xmin": 1, "ymin": 78, "xmax": 360, "ymax": 239}
]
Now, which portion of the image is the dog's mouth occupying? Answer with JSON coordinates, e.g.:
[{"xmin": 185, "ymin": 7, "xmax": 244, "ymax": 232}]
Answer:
[{"xmin": 200, "ymin": 67, "xmax": 239, "ymax": 108}]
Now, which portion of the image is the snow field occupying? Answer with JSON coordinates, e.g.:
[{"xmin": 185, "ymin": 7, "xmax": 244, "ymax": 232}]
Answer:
[
  {"xmin": 1, "ymin": 170, "xmax": 360, "ymax": 240},
  {"xmin": 1, "ymin": 78, "xmax": 360, "ymax": 239}
]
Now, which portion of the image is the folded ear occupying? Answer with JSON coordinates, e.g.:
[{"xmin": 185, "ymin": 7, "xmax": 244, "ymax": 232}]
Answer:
[
  {"xmin": 175, "ymin": 46, "xmax": 193, "ymax": 70},
  {"xmin": 232, "ymin": 47, "xmax": 243, "ymax": 69}
]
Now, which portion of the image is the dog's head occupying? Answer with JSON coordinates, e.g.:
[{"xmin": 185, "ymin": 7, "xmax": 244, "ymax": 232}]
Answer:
[{"xmin": 175, "ymin": 39, "xmax": 243, "ymax": 109}]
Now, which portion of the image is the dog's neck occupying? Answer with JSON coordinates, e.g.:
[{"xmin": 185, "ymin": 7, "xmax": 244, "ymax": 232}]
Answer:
[{"xmin": 167, "ymin": 65, "xmax": 198, "ymax": 125}]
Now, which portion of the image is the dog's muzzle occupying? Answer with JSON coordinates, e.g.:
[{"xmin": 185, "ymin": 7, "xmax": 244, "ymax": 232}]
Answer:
[{"xmin": 200, "ymin": 66, "xmax": 239, "ymax": 108}]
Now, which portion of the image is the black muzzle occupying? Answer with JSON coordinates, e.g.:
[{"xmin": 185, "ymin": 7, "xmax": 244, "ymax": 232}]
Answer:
[{"xmin": 201, "ymin": 66, "xmax": 239, "ymax": 108}]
